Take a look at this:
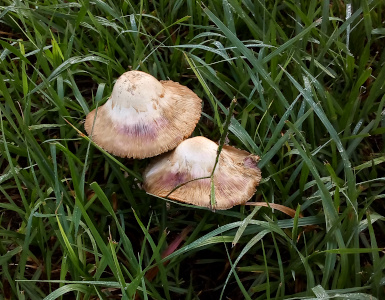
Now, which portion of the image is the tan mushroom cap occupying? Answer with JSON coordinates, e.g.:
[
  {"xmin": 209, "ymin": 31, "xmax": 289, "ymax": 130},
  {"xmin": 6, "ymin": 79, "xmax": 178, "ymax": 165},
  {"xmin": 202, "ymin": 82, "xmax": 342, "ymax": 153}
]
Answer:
[
  {"xmin": 143, "ymin": 136, "xmax": 262, "ymax": 210},
  {"xmin": 85, "ymin": 71, "xmax": 202, "ymax": 158}
]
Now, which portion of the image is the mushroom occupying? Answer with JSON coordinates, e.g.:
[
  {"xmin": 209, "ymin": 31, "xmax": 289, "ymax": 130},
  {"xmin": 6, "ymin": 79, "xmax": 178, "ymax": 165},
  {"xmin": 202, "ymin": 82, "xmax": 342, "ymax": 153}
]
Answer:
[
  {"xmin": 85, "ymin": 71, "xmax": 202, "ymax": 158},
  {"xmin": 143, "ymin": 136, "xmax": 262, "ymax": 210}
]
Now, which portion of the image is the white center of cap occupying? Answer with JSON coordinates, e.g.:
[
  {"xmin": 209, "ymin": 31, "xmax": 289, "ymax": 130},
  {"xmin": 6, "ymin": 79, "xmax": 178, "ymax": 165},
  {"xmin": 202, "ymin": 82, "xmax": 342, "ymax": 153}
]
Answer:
[
  {"xmin": 110, "ymin": 71, "xmax": 165, "ymax": 111},
  {"xmin": 174, "ymin": 137, "xmax": 219, "ymax": 177}
]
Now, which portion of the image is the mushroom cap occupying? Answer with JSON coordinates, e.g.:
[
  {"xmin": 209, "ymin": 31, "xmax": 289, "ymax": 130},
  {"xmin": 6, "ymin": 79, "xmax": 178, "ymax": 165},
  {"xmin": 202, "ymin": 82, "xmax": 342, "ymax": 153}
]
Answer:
[
  {"xmin": 85, "ymin": 71, "xmax": 202, "ymax": 158},
  {"xmin": 143, "ymin": 136, "xmax": 262, "ymax": 210}
]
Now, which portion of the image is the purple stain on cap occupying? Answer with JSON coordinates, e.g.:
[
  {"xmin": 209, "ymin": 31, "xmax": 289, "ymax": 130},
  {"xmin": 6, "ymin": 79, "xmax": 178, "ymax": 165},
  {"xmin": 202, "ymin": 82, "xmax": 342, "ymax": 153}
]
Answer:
[
  {"xmin": 118, "ymin": 117, "xmax": 169, "ymax": 141},
  {"xmin": 243, "ymin": 156, "xmax": 259, "ymax": 169},
  {"xmin": 161, "ymin": 171, "xmax": 187, "ymax": 187},
  {"xmin": 119, "ymin": 123, "xmax": 157, "ymax": 140}
]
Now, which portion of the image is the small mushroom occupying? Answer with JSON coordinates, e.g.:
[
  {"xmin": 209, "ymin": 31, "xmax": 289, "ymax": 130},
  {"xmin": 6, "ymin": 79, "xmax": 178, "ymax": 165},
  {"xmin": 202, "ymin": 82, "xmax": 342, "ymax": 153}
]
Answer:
[
  {"xmin": 143, "ymin": 136, "xmax": 262, "ymax": 210},
  {"xmin": 85, "ymin": 71, "xmax": 202, "ymax": 158}
]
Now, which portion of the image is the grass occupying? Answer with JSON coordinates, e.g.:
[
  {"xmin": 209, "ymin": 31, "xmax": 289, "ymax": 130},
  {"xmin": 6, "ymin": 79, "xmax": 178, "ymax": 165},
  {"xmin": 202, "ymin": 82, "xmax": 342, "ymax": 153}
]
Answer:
[{"xmin": 1, "ymin": 0, "xmax": 385, "ymax": 299}]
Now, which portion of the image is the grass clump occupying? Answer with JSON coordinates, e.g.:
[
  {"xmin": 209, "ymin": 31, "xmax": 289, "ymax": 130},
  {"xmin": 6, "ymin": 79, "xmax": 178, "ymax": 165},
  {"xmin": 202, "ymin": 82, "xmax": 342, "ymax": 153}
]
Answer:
[{"xmin": 1, "ymin": 0, "xmax": 385, "ymax": 299}]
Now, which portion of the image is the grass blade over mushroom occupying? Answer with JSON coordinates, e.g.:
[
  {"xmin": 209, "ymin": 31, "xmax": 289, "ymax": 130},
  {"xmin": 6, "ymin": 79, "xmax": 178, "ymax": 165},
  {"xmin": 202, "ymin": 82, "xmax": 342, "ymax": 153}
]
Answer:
[{"xmin": 210, "ymin": 98, "xmax": 238, "ymax": 210}]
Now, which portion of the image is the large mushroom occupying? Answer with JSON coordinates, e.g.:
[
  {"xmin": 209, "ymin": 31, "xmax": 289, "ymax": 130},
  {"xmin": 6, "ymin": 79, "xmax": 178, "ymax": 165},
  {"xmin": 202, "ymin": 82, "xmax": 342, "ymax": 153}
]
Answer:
[
  {"xmin": 143, "ymin": 136, "xmax": 262, "ymax": 210},
  {"xmin": 85, "ymin": 71, "xmax": 202, "ymax": 158}
]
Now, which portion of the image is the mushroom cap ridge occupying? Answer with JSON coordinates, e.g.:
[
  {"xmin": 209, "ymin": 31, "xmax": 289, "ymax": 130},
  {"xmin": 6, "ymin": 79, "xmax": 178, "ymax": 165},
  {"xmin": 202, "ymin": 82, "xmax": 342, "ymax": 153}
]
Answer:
[
  {"xmin": 143, "ymin": 136, "xmax": 262, "ymax": 210},
  {"xmin": 85, "ymin": 71, "xmax": 202, "ymax": 159}
]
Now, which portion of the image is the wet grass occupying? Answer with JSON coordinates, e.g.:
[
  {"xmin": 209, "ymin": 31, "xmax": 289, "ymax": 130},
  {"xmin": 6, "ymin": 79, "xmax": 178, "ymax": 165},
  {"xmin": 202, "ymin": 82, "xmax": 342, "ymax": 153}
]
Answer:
[{"xmin": 1, "ymin": 0, "xmax": 385, "ymax": 299}]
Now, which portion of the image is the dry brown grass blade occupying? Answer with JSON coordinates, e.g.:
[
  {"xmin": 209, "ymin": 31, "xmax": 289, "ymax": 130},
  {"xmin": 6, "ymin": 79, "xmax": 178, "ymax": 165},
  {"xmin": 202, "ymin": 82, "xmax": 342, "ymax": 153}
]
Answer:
[{"xmin": 244, "ymin": 202, "xmax": 303, "ymax": 218}]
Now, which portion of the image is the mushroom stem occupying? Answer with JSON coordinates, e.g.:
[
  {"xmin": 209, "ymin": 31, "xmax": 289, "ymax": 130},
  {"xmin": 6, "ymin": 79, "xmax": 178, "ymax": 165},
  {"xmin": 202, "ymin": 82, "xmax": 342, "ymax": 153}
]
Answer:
[{"xmin": 210, "ymin": 98, "xmax": 237, "ymax": 210}]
